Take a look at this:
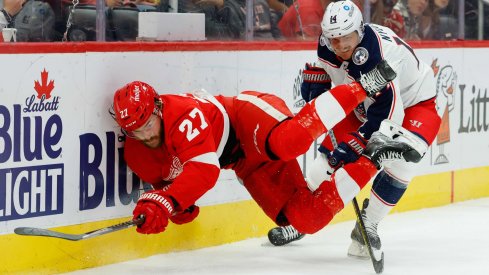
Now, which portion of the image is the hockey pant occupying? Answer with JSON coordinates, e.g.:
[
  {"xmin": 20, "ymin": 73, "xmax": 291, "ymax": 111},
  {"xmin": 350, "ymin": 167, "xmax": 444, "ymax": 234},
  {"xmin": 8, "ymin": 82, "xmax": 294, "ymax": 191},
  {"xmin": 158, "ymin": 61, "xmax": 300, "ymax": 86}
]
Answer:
[
  {"xmin": 378, "ymin": 97, "xmax": 441, "ymax": 184},
  {"xmin": 240, "ymin": 157, "xmax": 377, "ymax": 234},
  {"xmin": 222, "ymin": 84, "xmax": 373, "ymax": 234},
  {"xmin": 223, "ymin": 84, "xmax": 368, "ymax": 177}
]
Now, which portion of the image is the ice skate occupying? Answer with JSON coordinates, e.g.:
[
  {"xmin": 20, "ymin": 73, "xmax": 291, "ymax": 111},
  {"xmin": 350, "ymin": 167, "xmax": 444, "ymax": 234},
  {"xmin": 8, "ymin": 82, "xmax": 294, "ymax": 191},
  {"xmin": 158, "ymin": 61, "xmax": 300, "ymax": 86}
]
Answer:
[
  {"xmin": 347, "ymin": 199, "xmax": 382, "ymax": 259},
  {"xmin": 358, "ymin": 60, "xmax": 397, "ymax": 97},
  {"xmin": 363, "ymin": 119, "xmax": 427, "ymax": 169},
  {"xmin": 268, "ymin": 225, "xmax": 305, "ymax": 246}
]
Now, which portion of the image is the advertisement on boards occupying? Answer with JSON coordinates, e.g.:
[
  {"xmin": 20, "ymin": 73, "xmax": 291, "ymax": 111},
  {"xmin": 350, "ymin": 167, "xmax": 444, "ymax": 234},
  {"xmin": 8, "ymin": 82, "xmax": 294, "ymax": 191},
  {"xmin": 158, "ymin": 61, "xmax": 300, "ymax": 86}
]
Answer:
[{"xmin": 0, "ymin": 46, "xmax": 488, "ymax": 234}]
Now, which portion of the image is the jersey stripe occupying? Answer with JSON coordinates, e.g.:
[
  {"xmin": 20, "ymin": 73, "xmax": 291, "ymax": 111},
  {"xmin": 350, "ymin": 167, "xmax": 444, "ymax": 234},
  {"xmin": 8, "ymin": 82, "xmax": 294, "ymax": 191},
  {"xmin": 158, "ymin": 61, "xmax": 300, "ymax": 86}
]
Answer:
[
  {"xmin": 313, "ymin": 91, "xmax": 347, "ymax": 130},
  {"xmin": 237, "ymin": 93, "xmax": 288, "ymax": 122},
  {"xmin": 388, "ymin": 82, "xmax": 397, "ymax": 120},
  {"xmin": 188, "ymin": 152, "xmax": 220, "ymax": 167},
  {"xmin": 371, "ymin": 190, "xmax": 396, "ymax": 207},
  {"xmin": 334, "ymin": 168, "xmax": 361, "ymax": 205}
]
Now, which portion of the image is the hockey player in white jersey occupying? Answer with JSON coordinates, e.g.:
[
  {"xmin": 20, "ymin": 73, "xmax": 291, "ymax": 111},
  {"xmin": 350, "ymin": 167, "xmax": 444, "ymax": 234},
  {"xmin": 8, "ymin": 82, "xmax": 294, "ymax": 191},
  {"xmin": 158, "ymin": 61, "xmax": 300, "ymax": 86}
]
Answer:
[{"xmin": 268, "ymin": 0, "xmax": 442, "ymax": 259}]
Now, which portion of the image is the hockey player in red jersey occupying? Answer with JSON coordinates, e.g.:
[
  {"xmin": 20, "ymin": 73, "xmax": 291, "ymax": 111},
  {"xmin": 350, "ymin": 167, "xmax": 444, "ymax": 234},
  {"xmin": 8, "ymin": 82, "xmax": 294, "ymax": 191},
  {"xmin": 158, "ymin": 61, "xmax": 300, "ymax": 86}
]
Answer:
[
  {"xmin": 268, "ymin": 0, "xmax": 442, "ymax": 257},
  {"xmin": 111, "ymin": 61, "xmax": 410, "ymax": 235}
]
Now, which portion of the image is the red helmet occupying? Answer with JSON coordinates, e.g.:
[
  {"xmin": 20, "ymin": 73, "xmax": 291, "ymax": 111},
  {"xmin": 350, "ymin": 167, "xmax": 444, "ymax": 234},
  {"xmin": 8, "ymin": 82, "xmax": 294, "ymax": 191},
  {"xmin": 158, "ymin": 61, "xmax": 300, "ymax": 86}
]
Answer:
[{"xmin": 112, "ymin": 81, "xmax": 160, "ymax": 133}]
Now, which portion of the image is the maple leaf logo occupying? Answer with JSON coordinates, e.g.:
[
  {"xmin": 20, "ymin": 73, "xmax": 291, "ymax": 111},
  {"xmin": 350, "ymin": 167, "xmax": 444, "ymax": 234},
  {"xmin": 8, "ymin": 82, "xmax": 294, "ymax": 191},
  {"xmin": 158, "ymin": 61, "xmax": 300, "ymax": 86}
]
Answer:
[{"xmin": 34, "ymin": 68, "xmax": 55, "ymax": 99}]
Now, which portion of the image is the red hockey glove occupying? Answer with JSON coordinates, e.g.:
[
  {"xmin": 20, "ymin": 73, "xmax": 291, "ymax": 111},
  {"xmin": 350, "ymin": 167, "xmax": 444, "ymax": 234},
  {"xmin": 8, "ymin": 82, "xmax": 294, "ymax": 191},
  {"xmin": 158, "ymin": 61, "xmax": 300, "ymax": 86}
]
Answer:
[
  {"xmin": 170, "ymin": 205, "xmax": 200, "ymax": 225},
  {"xmin": 301, "ymin": 63, "xmax": 331, "ymax": 102},
  {"xmin": 327, "ymin": 132, "xmax": 367, "ymax": 170},
  {"xmin": 133, "ymin": 190, "xmax": 175, "ymax": 234}
]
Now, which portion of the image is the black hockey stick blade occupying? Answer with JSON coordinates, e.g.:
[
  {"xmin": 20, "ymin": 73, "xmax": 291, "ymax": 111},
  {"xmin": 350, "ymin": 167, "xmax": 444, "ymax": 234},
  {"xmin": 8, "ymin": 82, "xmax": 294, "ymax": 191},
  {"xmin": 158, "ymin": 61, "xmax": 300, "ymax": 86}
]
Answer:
[
  {"xmin": 352, "ymin": 198, "xmax": 384, "ymax": 274},
  {"xmin": 14, "ymin": 216, "xmax": 145, "ymax": 241}
]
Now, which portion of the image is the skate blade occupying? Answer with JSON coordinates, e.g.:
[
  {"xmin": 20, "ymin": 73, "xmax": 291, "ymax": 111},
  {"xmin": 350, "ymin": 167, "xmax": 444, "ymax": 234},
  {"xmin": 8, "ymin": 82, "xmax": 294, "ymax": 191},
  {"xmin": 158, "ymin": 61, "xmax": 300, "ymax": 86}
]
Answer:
[{"xmin": 347, "ymin": 240, "xmax": 369, "ymax": 260}]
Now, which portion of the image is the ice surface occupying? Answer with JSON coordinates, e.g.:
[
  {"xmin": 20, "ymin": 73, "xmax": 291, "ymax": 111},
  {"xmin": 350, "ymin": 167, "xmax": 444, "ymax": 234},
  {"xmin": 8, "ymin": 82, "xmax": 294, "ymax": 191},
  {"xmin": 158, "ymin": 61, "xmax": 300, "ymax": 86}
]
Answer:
[{"xmin": 67, "ymin": 198, "xmax": 489, "ymax": 275}]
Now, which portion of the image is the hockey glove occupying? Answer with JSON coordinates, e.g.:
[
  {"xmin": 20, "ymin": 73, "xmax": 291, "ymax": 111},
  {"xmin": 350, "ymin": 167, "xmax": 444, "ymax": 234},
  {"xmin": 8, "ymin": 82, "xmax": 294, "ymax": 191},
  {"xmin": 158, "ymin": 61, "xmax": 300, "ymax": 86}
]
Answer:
[
  {"xmin": 170, "ymin": 205, "xmax": 200, "ymax": 225},
  {"xmin": 300, "ymin": 63, "xmax": 331, "ymax": 102},
  {"xmin": 133, "ymin": 190, "xmax": 175, "ymax": 234},
  {"xmin": 325, "ymin": 132, "xmax": 367, "ymax": 170}
]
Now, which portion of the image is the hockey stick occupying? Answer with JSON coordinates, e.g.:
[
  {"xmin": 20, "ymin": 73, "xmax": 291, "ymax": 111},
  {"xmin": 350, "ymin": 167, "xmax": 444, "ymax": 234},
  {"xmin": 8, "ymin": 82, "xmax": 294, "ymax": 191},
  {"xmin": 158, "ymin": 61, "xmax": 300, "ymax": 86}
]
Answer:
[
  {"xmin": 352, "ymin": 198, "xmax": 384, "ymax": 274},
  {"xmin": 329, "ymin": 129, "xmax": 384, "ymax": 273},
  {"xmin": 14, "ymin": 215, "xmax": 145, "ymax": 241}
]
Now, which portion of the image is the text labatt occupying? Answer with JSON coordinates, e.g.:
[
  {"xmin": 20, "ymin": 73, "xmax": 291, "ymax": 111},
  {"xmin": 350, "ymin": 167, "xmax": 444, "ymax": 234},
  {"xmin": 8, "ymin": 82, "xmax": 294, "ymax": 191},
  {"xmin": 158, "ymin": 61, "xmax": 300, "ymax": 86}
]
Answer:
[{"xmin": 0, "ymin": 103, "xmax": 64, "ymax": 221}]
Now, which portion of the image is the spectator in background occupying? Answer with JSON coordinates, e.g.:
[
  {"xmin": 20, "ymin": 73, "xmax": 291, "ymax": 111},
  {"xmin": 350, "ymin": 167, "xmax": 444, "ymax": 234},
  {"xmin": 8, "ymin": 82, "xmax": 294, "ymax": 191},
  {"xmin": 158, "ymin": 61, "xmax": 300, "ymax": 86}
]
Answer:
[
  {"xmin": 180, "ymin": 0, "xmax": 280, "ymax": 40},
  {"xmin": 267, "ymin": 0, "xmax": 288, "ymax": 14},
  {"xmin": 59, "ymin": 0, "xmax": 156, "ymax": 23},
  {"xmin": 278, "ymin": 0, "xmax": 332, "ymax": 40},
  {"xmin": 248, "ymin": 0, "xmax": 280, "ymax": 40},
  {"xmin": 419, "ymin": 0, "xmax": 450, "ymax": 40},
  {"xmin": 56, "ymin": 0, "xmax": 155, "ymax": 41},
  {"xmin": 465, "ymin": 0, "xmax": 489, "ymax": 40},
  {"xmin": 0, "ymin": 0, "xmax": 25, "ymax": 30},
  {"xmin": 370, "ymin": 0, "xmax": 405, "ymax": 37},
  {"xmin": 1, "ymin": 0, "xmax": 56, "ymax": 41},
  {"xmin": 61, "ymin": 0, "xmax": 126, "ymax": 12},
  {"xmin": 267, "ymin": 0, "xmax": 292, "ymax": 19},
  {"xmin": 437, "ymin": 0, "xmax": 458, "ymax": 38},
  {"xmin": 394, "ymin": 0, "xmax": 429, "ymax": 40},
  {"xmin": 179, "ymin": 0, "xmax": 237, "ymax": 39}
]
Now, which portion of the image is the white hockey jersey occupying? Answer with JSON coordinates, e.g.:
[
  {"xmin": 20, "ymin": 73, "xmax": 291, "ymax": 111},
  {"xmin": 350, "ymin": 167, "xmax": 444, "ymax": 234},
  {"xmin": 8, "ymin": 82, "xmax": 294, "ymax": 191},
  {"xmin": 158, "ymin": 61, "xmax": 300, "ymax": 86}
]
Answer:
[{"xmin": 316, "ymin": 23, "xmax": 436, "ymax": 139}]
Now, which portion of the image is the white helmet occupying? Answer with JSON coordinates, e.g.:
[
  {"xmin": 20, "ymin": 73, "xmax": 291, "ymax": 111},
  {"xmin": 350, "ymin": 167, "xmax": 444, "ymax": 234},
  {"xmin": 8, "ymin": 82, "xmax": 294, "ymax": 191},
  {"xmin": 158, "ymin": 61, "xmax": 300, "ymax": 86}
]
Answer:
[{"xmin": 321, "ymin": 1, "xmax": 365, "ymax": 40}]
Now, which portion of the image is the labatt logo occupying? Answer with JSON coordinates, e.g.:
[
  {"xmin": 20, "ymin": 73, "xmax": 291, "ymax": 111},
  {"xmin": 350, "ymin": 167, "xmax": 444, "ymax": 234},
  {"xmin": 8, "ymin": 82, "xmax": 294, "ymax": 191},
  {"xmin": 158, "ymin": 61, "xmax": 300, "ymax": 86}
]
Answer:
[{"xmin": 24, "ymin": 68, "xmax": 60, "ymax": 112}]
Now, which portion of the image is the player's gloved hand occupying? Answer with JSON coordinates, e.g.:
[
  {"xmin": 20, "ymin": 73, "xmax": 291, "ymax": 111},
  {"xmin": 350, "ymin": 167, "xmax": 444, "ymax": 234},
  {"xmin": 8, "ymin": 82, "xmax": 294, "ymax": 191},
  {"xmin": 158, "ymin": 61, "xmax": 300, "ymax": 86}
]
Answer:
[
  {"xmin": 133, "ymin": 190, "xmax": 175, "ymax": 234},
  {"xmin": 325, "ymin": 132, "xmax": 367, "ymax": 170},
  {"xmin": 170, "ymin": 205, "xmax": 200, "ymax": 225},
  {"xmin": 300, "ymin": 63, "xmax": 332, "ymax": 102}
]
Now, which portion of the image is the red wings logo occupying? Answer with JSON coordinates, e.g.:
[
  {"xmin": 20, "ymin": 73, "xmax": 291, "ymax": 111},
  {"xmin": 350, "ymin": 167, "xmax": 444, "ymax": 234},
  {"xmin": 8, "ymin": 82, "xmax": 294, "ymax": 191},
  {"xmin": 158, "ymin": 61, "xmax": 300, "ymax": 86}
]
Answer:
[{"xmin": 34, "ymin": 68, "xmax": 55, "ymax": 99}]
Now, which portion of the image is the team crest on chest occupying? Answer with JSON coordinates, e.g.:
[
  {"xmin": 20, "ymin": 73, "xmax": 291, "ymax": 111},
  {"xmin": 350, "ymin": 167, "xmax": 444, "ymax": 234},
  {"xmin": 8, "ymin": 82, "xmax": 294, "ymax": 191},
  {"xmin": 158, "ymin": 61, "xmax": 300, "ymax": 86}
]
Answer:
[{"xmin": 352, "ymin": 47, "xmax": 369, "ymax": 65}]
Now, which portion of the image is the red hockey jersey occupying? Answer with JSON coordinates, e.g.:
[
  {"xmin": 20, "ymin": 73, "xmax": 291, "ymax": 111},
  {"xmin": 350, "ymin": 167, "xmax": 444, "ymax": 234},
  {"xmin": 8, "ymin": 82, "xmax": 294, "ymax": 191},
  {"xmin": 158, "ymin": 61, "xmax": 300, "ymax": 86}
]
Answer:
[{"xmin": 124, "ymin": 91, "xmax": 228, "ymax": 210}]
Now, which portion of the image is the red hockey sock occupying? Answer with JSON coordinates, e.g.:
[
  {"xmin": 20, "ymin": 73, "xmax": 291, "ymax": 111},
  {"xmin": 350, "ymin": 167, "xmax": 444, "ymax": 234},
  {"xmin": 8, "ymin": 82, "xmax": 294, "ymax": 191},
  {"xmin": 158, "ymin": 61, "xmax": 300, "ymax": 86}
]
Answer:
[
  {"xmin": 282, "ymin": 183, "xmax": 344, "ymax": 234},
  {"xmin": 267, "ymin": 117, "xmax": 316, "ymax": 161},
  {"xmin": 329, "ymin": 82, "xmax": 367, "ymax": 110}
]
